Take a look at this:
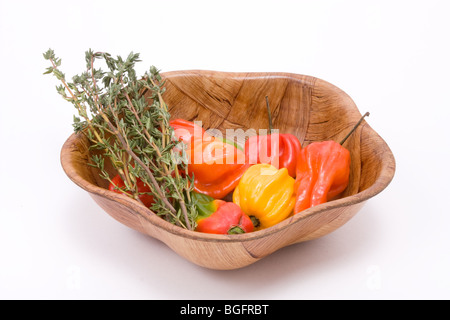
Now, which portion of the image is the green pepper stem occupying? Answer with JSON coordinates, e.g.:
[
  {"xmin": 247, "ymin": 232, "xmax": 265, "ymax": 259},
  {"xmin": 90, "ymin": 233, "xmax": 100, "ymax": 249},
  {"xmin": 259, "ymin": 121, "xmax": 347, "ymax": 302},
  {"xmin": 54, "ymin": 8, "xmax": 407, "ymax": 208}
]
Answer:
[
  {"xmin": 250, "ymin": 216, "xmax": 260, "ymax": 229},
  {"xmin": 340, "ymin": 112, "xmax": 370, "ymax": 145},
  {"xmin": 228, "ymin": 226, "xmax": 245, "ymax": 234}
]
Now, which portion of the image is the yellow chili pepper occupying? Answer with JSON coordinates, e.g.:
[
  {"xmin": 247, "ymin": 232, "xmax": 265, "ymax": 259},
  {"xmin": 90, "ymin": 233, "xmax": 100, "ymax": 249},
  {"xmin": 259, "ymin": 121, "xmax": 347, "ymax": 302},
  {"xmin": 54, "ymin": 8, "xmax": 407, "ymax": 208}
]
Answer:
[{"xmin": 233, "ymin": 163, "xmax": 296, "ymax": 230}]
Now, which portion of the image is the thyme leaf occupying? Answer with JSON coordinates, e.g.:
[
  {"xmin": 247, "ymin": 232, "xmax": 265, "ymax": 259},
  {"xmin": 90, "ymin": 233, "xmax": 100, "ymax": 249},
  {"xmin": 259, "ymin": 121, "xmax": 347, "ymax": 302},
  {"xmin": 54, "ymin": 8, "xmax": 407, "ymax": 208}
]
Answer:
[{"xmin": 44, "ymin": 48, "xmax": 197, "ymax": 230}]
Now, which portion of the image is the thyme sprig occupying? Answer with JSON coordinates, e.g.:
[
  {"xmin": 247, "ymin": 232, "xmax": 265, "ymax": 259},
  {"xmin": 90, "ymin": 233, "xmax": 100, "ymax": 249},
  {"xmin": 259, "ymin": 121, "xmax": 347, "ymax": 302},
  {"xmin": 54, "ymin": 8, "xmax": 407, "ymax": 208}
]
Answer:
[{"xmin": 44, "ymin": 49, "xmax": 197, "ymax": 230}]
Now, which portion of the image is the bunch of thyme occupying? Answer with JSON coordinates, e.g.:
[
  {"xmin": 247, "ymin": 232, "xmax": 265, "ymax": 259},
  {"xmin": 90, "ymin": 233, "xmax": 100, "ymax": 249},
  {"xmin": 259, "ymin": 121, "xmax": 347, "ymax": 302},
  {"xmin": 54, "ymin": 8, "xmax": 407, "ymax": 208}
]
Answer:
[{"xmin": 43, "ymin": 49, "xmax": 197, "ymax": 230}]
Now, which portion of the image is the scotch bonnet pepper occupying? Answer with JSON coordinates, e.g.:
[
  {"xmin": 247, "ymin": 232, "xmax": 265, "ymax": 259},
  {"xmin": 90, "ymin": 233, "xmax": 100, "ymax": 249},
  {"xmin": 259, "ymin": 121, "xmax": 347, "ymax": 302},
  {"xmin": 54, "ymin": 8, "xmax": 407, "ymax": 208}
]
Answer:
[
  {"xmin": 170, "ymin": 118, "xmax": 206, "ymax": 146},
  {"xmin": 293, "ymin": 140, "xmax": 350, "ymax": 214},
  {"xmin": 245, "ymin": 132, "xmax": 301, "ymax": 178},
  {"xmin": 193, "ymin": 192, "xmax": 254, "ymax": 234},
  {"xmin": 293, "ymin": 112, "xmax": 370, "ymax": 215},
  {"xmin": 108, "ymin": 174, "xmax": 155, "ymax": 208},
  {"xmin": 171, "ymin": 119, "xmax": 250, "ymax": 199},
  {"xmin": 233, "ymin": 163, "xmax": 296, "ymax": 230},
  {"xmin": 244, "ymin": 96, "xmax": 302, "ymax": 178}
]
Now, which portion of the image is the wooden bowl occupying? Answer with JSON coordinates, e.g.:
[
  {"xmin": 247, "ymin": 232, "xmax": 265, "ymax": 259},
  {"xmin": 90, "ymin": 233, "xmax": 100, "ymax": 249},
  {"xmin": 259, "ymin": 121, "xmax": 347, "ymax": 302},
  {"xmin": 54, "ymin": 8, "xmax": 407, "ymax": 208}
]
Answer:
[{"xmin": 60, "ymin": 70, "xmax": 395, "ymax": 270}]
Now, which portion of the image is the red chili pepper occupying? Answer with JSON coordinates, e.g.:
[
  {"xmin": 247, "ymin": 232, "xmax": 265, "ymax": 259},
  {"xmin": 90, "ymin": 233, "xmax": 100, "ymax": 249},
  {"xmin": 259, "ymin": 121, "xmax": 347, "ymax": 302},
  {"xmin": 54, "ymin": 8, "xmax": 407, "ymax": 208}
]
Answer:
[
  {"xmin": 108, "ymin": 174, "xmax": 154, "ymax": 208},
  {"xmin": 244, "ymin": 96, "xmax": 301, "ymax": 178},
  {"xmin": 245, "ymin": 132, "xmax": 301, "ymax": 178},
  {"xmin": 193, "ymin": 192, "xmax": 254, "ymax": 234}
]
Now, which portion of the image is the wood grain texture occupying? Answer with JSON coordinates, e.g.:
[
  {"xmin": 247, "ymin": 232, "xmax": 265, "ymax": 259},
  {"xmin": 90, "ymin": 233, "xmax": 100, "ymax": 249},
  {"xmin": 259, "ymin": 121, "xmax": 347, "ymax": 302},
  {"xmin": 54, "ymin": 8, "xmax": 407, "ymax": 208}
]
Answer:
[{"xmin": 60, "ymin": 70, "xmax": 396, "ymax": 270}]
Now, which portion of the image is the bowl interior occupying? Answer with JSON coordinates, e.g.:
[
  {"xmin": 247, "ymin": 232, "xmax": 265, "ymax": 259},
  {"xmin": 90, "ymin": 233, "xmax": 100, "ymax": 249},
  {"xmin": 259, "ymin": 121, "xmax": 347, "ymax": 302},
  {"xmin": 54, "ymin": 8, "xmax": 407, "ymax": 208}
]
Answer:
[{"xmin": 158, "ymin": 70, "xmax": 394, "ymax": 202}]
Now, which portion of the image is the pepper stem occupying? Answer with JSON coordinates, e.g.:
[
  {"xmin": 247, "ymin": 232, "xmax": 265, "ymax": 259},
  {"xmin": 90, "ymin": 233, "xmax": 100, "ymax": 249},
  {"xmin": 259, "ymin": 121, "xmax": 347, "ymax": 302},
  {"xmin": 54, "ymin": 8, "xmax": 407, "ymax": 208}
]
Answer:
[
  {"xmin": 250, "ymin": 216, "xmax": 260, "ymax": 229},
  {"xmin": 228, "ymin": 226, "xmax": 245, "ymax": 234},
  {"xmin": 265, "ymin": 96, "xmax": 274, "ymax": 133},
  {"xmin": 340, "ymin": 112, "xmax": 370, "ymax": 145}
]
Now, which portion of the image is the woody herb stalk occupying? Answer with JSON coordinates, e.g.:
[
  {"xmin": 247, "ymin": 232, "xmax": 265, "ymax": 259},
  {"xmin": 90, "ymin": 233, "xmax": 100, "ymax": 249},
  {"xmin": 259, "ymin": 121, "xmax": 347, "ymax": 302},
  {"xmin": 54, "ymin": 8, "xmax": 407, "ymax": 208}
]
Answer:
[{"xmin": 43, "ymin": 49, "xmax": 196, "ymax": 230}]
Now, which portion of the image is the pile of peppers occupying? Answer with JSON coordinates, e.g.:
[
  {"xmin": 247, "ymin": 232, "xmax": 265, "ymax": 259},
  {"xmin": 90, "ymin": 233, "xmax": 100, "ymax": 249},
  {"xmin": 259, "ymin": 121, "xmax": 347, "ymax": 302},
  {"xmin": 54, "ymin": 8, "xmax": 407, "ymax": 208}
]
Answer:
[{"xmin": 109, "ymin": 111, "xmax": 369, "ymax": 235}]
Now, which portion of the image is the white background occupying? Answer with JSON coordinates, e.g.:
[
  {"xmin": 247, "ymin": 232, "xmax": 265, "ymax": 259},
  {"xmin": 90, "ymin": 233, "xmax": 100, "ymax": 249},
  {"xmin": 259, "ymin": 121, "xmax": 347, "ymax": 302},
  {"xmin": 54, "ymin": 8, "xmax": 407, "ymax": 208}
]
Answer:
[{"xmin": 1, "ymin": 0, "xmax": 449, "ymax": 300}]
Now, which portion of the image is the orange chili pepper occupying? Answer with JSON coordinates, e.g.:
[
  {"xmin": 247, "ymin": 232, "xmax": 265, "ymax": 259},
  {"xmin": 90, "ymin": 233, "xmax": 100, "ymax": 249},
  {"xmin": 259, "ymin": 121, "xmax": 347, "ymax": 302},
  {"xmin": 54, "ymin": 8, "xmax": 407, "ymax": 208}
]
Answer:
[
  {"xmin": 171, "ymin": 119, "xmax": 250, "ymax": 199},
  {"xmin": 170, "ymin": 118, "xmax": 205, "ymax": 145},
  {"xmin": 188, "ymin": 134, "xmax": 250, "ymax": 199}
]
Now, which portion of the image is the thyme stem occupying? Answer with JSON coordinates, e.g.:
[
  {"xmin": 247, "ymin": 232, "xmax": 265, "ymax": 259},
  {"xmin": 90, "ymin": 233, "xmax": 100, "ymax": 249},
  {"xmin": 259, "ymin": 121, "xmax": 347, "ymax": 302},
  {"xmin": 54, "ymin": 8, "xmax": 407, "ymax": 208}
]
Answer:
[{"xmin": 44, "ymin": 49, "xmax": 196, "ymax": 230}]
